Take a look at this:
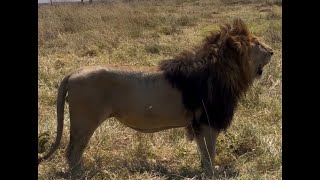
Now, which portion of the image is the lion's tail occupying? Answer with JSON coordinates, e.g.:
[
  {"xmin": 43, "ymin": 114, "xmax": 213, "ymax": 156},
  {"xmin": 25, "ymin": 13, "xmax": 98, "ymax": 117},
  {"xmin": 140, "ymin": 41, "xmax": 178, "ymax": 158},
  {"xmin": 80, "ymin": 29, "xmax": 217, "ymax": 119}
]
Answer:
[{"xmin": 38, "ymin": 74, "xmax": 71, "ymax": 165}]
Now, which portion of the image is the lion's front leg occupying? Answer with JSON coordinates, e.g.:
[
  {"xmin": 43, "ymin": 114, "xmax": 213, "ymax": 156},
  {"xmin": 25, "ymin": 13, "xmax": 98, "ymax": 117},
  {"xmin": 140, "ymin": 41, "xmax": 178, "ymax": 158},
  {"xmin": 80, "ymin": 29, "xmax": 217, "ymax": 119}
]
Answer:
[{"xmin": 195, "ymin": 124, "xmax": 219, "ymax": 177}]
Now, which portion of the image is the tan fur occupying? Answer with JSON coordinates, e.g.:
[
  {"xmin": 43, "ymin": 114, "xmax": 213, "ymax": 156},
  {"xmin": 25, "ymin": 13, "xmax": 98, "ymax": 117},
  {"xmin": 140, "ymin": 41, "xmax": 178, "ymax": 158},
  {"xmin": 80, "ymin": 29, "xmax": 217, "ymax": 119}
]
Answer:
[
  {"xmin": 38, "ymin": 18, "xmax": 274, "ymax": 176},
  {"xmin": 66, "ymin": 66, "xmax": 192, "ymax": 131}
]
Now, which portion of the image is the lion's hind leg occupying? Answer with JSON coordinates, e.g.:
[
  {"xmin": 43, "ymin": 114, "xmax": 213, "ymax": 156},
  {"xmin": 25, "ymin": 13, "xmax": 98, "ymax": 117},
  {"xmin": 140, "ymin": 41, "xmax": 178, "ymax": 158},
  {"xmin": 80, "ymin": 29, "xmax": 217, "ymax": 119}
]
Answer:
[
  {"xmin": 65, "ymin": 103, "xmax": 110, "ymax": 171},
  {"xmin": 66, "ymin": 120, "xmax": 99, "ymax": 171}
]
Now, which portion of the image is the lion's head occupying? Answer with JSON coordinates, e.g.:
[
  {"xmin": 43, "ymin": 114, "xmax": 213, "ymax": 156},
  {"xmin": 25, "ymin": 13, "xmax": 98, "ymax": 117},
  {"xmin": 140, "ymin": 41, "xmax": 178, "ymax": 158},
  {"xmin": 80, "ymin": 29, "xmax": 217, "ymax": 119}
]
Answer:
[
  {"xmin": 160, "ymin": 18, "xmax": 274, "ymax": 132},
  {"xmin": 210, "ymin": 18, "xmax": 274, "ymax": 80},
  {"xmin": 248, "ymin": 36, "xmax": 274, "ymax": 77}
]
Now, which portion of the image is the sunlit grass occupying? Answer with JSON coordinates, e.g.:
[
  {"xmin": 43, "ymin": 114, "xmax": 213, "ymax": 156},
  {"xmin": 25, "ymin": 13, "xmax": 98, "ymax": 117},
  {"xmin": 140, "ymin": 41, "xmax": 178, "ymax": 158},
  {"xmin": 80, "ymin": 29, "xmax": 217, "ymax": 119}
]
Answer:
[{"xmin": 38, "ymin": 0, "xmax": 282, "ymax": 179}]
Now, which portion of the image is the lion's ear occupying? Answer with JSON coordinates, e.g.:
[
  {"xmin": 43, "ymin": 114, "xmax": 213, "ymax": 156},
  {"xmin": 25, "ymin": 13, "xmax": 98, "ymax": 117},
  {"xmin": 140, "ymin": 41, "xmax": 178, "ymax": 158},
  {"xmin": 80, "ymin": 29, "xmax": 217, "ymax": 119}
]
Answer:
[{"xmin": 226, "ymin": 36, "xmax": 242, "ymax": 52}]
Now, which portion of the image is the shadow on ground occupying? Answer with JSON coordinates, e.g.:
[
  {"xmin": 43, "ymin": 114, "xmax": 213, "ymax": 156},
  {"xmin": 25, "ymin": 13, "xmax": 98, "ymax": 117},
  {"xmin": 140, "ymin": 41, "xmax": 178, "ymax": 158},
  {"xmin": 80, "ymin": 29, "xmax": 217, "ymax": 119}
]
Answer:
[{"xmin": 49, "ymin": 155, "xmax": 239, "ymax": 180}]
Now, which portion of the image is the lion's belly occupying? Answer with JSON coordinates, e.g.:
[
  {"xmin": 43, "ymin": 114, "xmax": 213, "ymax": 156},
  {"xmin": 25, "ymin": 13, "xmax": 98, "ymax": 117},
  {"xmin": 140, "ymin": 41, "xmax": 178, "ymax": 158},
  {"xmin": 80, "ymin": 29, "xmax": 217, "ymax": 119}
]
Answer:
[
  {"xmin": 112, "ymin": 77, "xmax": 192, "ymax": 130},
  {"xmin": 115, "ymin": 108, "xmax": 190, "ymax": 129},
  {"xmin": 114, "ymin": 96, "xmax": 191, "ymax": 130}
]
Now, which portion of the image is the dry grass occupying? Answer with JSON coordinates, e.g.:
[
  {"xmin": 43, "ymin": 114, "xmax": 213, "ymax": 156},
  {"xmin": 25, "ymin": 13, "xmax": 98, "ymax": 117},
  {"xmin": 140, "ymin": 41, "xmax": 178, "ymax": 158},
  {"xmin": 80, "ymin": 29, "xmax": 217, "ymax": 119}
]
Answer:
[{"xmin": 38, "ymin": 0, "xmax": 282, "ymax": 179}]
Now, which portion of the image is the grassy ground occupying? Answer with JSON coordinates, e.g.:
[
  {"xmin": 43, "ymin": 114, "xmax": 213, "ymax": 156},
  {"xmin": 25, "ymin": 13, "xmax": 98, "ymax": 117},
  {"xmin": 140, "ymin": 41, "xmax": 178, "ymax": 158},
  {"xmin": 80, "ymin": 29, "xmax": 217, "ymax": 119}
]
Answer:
[{"xmin": 38, "ymin": 0, "xmax": 282, "ymax": 179}]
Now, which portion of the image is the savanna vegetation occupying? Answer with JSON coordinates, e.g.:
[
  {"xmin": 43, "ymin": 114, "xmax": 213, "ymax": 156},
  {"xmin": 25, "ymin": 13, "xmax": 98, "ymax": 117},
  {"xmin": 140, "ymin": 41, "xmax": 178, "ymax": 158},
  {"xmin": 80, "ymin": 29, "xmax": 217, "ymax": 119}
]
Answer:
[{"xmin": 38, "ymin": 0, "xmax": 282, "ymax": 179}]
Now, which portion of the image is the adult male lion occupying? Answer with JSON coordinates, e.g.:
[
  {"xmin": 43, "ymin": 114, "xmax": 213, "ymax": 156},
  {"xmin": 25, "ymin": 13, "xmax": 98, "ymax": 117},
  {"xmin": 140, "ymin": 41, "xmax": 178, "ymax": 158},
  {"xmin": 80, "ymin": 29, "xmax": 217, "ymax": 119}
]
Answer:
[{"xmin": 38, "ymin": 18, "xmax": 274, "ymax": 176}]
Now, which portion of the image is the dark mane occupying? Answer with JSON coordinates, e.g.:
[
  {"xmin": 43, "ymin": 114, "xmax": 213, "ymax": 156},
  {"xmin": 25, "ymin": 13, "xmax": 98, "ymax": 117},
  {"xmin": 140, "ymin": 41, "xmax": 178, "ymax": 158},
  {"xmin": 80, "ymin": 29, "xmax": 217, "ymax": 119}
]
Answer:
[{"xmin": 158, "ymin": 18, "xmax": 255, "ymax": 132}]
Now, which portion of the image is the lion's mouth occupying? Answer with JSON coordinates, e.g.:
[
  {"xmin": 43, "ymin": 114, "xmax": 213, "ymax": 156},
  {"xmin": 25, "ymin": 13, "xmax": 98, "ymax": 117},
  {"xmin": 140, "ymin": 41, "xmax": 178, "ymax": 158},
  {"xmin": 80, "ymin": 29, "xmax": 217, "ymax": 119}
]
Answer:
[{"xmin": 257, "ymin": 67, "xmax": 263, "ymax": 76}]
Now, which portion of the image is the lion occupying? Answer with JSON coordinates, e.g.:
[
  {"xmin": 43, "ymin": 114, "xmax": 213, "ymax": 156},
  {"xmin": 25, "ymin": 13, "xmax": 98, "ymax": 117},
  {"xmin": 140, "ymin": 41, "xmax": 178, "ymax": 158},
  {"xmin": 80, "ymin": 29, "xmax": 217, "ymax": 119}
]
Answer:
[{"xmin": 38, "ymin": 18, "xmax": 274, "ymax": 176}]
